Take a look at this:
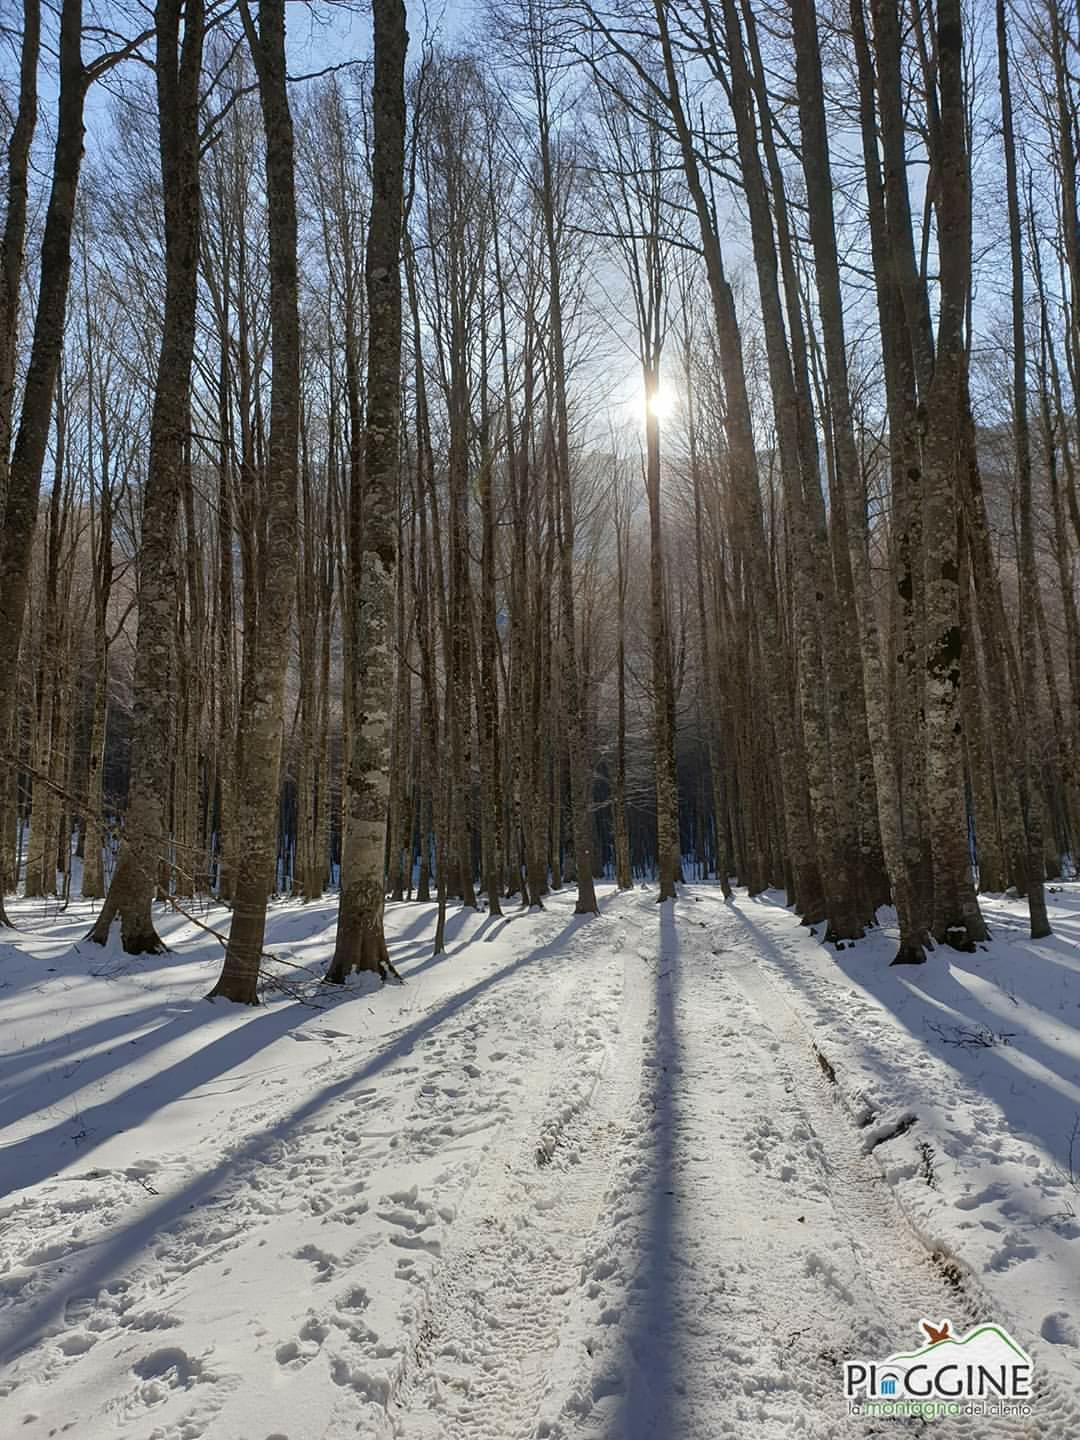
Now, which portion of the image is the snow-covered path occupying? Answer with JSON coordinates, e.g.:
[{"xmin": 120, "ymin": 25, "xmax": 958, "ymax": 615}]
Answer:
[
  {"xmin": 1, "ymin": 885, "xmax": 1079, "ymax": 1437},
  {"xmin": 531, "ymin": 897, "xmax": 1072, "ymax": 1440}
]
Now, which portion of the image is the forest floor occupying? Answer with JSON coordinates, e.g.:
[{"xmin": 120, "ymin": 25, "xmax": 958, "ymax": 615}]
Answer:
[{"xmin": 1, "ymin": 882, "xmax": 1079, "ymax": 1439}]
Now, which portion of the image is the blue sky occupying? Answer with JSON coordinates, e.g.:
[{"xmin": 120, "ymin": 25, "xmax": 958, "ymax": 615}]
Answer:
[{"xmin": 16, "ymin": 1, "xmax": 473, "ymax": 153}]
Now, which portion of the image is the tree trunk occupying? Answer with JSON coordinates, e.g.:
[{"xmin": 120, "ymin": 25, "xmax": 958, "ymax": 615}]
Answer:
[
  {"xmin": 918, "ymin": 0, "xmax": 986, "ymax": 948},
  {"xmin": 327, "ymin": 0, "xmax": 408, "ymax": 982},
  {"xmin": 210, "ymin": 0, "xmax": 300, "ymax": 1000},
  {"xmin": 476, "ymin": 406, "xmax": 503, "ymax": 912},
  {"xmin": 651, "ymin": 0, "xmax": 823, "ymax": 922},
  {"xmin": 644, "ymin": 371, "xmax": 679, "ymax": 901},
  {"xmin": 0, "ymin": 0, "xmax": 81, "ymax": 926},
  {"xmin": 613, "ymin": 470, "xmax": 633, "ymax": 890},
  {"xmin": 997, "ymin": 0, "xmax": 1051, "ymax": 939},
  {"xmin": 533, "ymin": 53, "xmax": 597, "ymax": 916},
  {"xmin": 90, "ymin": 0, "xmax": 204, "ymax": 955},
  {"xmin": 0, "ymin": 0, "xmax": 39, "ymax": 524},
  {"xmin": 792, "ymin": 0, "xmax": 925, "ymax": 958}
]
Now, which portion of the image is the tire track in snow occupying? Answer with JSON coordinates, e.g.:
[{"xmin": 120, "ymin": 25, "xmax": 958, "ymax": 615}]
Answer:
[
  {"xmin": 387, "ymin": 913, "xmax": 644, "ymax": 1439},
  {"xmin": 532, "ymin": 894, "xmax": 1066, "ymax": 1438},
  {"xmin": 719, "ymin": 908, "xmax": 1080, "ymax": 1439},
  {"xmin": 536, "ymin": 911, "xmax": 876, "ymax": 1439}
]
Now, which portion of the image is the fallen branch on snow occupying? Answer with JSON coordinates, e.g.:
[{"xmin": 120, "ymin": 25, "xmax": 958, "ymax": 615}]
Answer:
[
  {"xmin": 925, "ymin": 1020, "xmax": 1016, "ymax": 1049},
  {"xmin": 164, "ymin": 897, "xmax": 331, "ymax": 1006}
]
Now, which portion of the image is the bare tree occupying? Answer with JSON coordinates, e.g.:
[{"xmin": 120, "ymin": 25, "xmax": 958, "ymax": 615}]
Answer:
[
  {"xmin": 0, "ymin": 0, "xmax": 81, "ymax": 923},
  {"xmin": 997, "ymin": 0, "xmax": 1051, "ymax": 939},
  {"xmin": 209, "ymin": 0, "xmax": 301, "ymax": 1000},
  {"xmin": 90, "ymin": 0, "xmax": 206, "ymax": 953},
  {"xmin": 327, "ymin": 0, "xmax": 409, "ymax": 982}
]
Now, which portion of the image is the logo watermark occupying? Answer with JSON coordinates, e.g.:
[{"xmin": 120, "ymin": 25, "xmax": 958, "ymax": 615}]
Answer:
[{"xmin": 845, "ymin": 1318, "xmax": 1033, "ymax": 1420}]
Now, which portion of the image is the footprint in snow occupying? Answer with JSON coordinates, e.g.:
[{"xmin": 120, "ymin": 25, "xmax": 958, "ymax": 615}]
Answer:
[
  {"xmin": 953, "ymin": 1181, "xmax": 1009, "ymax": 1211},
  {"xmin": 292, "ymin": 1243, "xmax": 337, "ymax": 1281},
  {"xmin": 1041, "ymin": 1311, "xmax": 1080, "ymax": 1347},
  {"xmin": 121, "ymin": 1346, "xmax": 215, "ymax": 1413},
  {"xmin": 988, "ymin": 1235, "xmax": 1039, "ymax": 1270},
  {"xmin": 275, "ymin": 1317, "xmax": 330, "ymax": 1369}
]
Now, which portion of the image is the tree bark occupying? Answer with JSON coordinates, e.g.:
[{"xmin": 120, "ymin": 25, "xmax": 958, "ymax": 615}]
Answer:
[
  {"xmin": 532, "ymin": 35, "xmax": 598, "ymax": 916},
  {"xmin": 0, "ymin": 0, "xmax": 39, "ymax": 523},
  {"xmin": 210, "ymin": 0, "xmax": 301, "ymax": 999},
  {"xmin": 791, "ymin": 0, "xmax": 925, "ymax": 959},
  {"xmin": 612, "ymin": 466, "xmax": 633, "ymax": 890},
  {"xmin": 90, "ymin": 0, "xmax": 204, "ymax": 954},
  {"xmin": 0, "ymin": 0, "xmax": 80, "ymax": 926},
  {"xmin": 997, "ymin": 0, "xmax": 1051, "ymax": 939},
  {"xmin": 327, "ymin": 0, "xmax": 408, "ymax": 982},
  {"xmin": 918, "ymin": 0, "xmax": 986, "ymax": 948}
]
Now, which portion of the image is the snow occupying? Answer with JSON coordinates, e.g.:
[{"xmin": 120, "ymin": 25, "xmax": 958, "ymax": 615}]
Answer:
[
  {"xmin": 0, "ymin": 882, "xmax": 1078, "ymax": 1437},
  {"xmin": 733, "ymin": 889, "xmax": 1080, "ymax": 1406}
]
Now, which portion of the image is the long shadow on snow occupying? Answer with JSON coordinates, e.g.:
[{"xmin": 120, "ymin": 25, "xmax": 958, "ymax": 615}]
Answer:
[
  {"xmin": 267, "ymin": 903, "xmax": 483, "ymax": 976},
  {"xmin": 0, "ymin": 1000, "xmax": 317, "ymax": 1201},
  {"xmin": 0, "ymin": 908, "xmax": 275, "ymax": 1138},
  {"xmin": 0, "ymin": 900, "xmax": 439, "ymax": 1139},
  {"xmin": 608, "ymin": 899, "xmax": 680, "ymax": 1439},
  {"xmin": 0, "ymin": 898, "xmax": 539, "ymax": 1143},
  {"xmin": 0, "ymin": 908, "xmax": 599, "ymax": 1367},
  {"xmin": 383, "ymin": 903, "xmax": 444, "ymax": 946},
  {"xmin": 0, "ymin": 1002, "xmax": 203, "ymax": 1119},
  {"xmin": 391, "ymin": 897, "xmax": 596, "ymax": 983},
  {"xmin": 0, "ymin": 930, "xmax": 122, "ymax": 999},
  {"xmin": 727, "ymin": 894, "xmax": 1080, "ymax": 1177},
  {"xmin": 0, "ymin": 917, "xmax": 309, "ymax": 1145},
  {"xmin": 393, "ymin": 907, "xmax": 522, "ymax": 981}
]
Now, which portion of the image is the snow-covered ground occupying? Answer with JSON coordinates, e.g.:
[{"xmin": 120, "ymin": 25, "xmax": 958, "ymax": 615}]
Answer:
[{"xmin": 0, "ymin": 882, "xmax": 1078, "ymax": 1438}]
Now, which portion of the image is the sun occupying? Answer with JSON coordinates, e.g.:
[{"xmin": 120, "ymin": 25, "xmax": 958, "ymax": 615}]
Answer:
[{"xmin": 647, "ymin": 383, "xmax": 677, "ymax": 421}]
